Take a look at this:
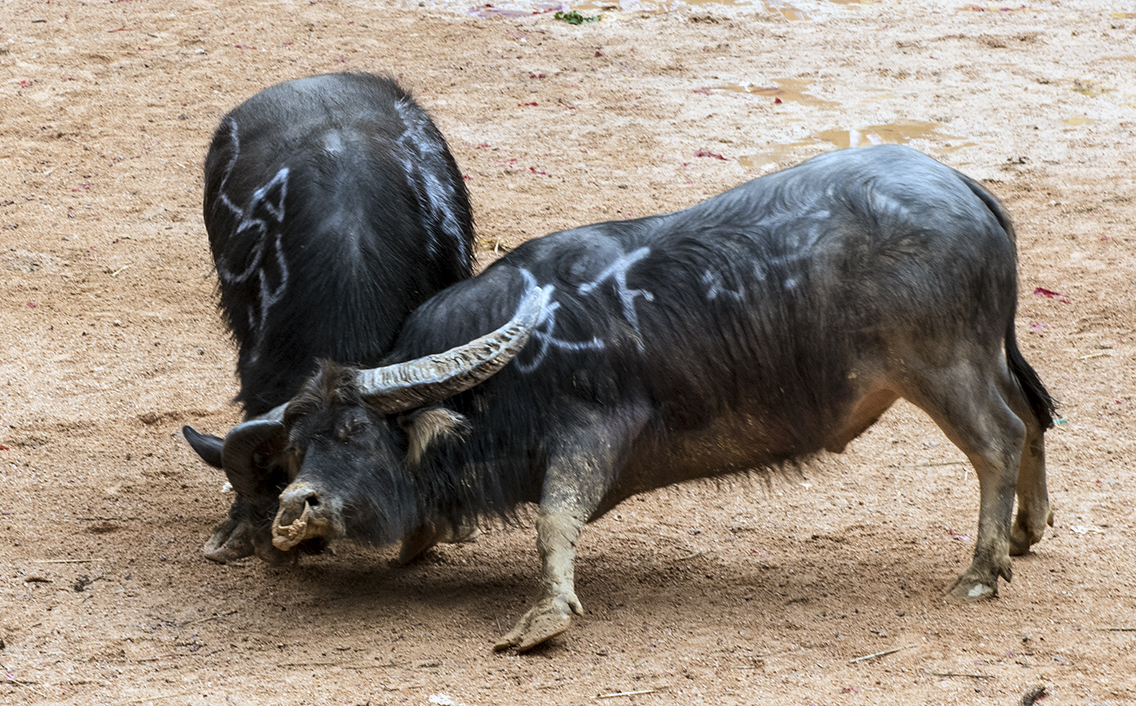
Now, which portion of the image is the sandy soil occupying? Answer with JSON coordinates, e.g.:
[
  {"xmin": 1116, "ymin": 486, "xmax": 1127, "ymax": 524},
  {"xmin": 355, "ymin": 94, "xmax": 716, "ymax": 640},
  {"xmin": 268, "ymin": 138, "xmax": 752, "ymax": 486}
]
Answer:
[{"xmin": 2, "ymin": 0, "xmax": 1135, "ymax": 703}]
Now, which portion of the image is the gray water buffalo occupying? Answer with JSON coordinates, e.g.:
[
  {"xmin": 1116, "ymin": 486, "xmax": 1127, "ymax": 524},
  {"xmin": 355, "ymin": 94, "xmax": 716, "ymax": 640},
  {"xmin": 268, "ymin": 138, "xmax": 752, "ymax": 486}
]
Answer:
[
  {"xmin": 212, "ymin": 145, "xmax": 1055, "ymax": 651},
  {"xmin": 182, "ymin": 72, "xmax": 475, "ymax": 563}
]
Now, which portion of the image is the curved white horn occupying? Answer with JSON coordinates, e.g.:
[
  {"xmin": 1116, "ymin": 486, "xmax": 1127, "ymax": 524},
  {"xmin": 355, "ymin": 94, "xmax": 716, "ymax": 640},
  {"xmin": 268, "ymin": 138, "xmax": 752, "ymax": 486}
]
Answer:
[{"xmin": 356, "ymin": 285, "xmax": 548, "ymax": 413}]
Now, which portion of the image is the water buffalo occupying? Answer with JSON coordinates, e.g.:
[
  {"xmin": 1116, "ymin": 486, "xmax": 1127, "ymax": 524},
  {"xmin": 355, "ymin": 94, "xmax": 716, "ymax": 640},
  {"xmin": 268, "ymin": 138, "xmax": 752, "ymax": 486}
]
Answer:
[
  {"xmin": 182, "ymin": 72, "xmax": 475, "ymax": 563},
  {"xmin": 214, "ymin": 145, "xmax": 1055, "ymax": 651}
]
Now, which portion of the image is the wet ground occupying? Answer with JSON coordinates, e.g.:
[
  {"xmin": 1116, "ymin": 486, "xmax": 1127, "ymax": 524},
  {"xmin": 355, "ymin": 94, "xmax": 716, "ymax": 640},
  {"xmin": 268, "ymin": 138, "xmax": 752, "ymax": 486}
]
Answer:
[{"xmin": 2, "ymin": 0, "xmax": 1135, "ymax": 703}]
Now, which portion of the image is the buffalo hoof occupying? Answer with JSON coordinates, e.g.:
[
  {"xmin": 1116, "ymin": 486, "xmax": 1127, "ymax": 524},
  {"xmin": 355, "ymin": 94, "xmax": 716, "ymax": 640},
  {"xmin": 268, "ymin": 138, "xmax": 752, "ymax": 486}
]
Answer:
[
  {"xmin": 946, "ymin": 579, "xmax": 998, "ymax": 600},
  {"xmin": 253, "ymin": 536, "xmax": 300, "ymax": 566},
  {"xmin": 203, "ymin": 518, "xmax": 255, "ymax": 564},
  {"xmin": 1009, "ymin": 508, "xmax": 1054, "ymax": 556},
  {"xmin": 1008, "ymin": 529, "xmax": 1035, "ymax": 557},
  {"xmin": 945, "ymin": 567, "xmax": 1007, "ymax": 601},
  {"xmin": 494, "ymin": 594, "xmax": 582, "ymax": 653},
  {"xmin": 448, "ymin": 524, "xmax": 482, "ymax": 544}
]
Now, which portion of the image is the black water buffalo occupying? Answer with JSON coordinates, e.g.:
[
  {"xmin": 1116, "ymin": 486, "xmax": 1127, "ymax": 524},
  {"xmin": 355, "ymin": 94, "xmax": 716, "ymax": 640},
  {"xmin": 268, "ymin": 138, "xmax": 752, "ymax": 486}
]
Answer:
[
  {"xmin": 182, "ymin": 72, "xmax": 475, "ymax": 563},
  {"xmin": 213, "ymin": 145, "xmax": 1055, "ymax": 651}
]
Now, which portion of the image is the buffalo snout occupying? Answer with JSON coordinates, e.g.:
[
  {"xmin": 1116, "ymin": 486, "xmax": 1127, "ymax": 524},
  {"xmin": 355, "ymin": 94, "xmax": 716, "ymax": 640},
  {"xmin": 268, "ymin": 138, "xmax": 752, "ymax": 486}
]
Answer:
[{"xmin": 272, "ymin": 481, "xmax": 340, "ymax": 550}]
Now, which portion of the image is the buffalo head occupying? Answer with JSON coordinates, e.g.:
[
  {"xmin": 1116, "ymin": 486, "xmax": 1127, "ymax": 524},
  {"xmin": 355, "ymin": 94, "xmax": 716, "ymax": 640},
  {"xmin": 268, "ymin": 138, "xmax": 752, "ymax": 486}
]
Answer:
[{"xmin": 189, "ymin": 286, "xmax": 547, "ymax": 559}]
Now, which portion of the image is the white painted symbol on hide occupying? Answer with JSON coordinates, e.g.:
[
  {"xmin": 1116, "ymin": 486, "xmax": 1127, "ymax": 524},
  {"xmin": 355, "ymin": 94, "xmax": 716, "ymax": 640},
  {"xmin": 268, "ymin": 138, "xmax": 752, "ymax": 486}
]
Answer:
[
  {"xmin": 751, "ymin": 256, "xmax": 800, "ymax": 290},
  {"xmin": 577, "ymin": 246, "xmax": 654, "ymax": 336},
  {"xmin": 322, "ymin": 131, "xmax": 345, "ymax": 155},
  {"xmin": 702, "ymin": 270, "xmax": 745, "ymax": 302},
  {"xmin": 392, "ymin": 98, "xmax": 470, "ymax": 265},
  {"xmin": 212, "ymin": 118, "xmax": 292, "ymax": 355},
  {"xmin": 514, "ymin": 270, "xmax": 604, "ymax": 374}
]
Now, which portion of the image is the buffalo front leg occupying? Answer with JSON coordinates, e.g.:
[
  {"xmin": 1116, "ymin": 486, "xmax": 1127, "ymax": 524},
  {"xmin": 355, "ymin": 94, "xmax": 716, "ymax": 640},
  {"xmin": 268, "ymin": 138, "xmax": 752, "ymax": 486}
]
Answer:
[
  {"xmin": 396, "ymin": 522, "xmax": 482, "ymax": 565},
  {"xmin": 202, "ymin": 498, "xmax": 256, "ymax": 563},
  {"xmin": 494, "ymin": 412, "xmax": 643, "ymax": 652},
  {"xmin": 207, "ymin": 496, "xmax": 297, "ymax": 566},
  {"xmin": 494, "ymin": 510, "xmax": 586, "ymax": 652}
]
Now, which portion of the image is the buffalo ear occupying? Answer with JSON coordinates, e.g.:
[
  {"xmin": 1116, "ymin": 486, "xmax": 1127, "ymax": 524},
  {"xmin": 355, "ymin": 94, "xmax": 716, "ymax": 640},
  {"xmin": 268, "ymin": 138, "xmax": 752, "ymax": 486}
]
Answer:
[
  {"xmin": 220, "ymin": 420, "xmax": 289, "ymax": 501},
  {"xmin": 183, "ymin": 425, "xmax": 224, "ymax": 469},
  {"xmin": 400, "ymin": 407, "xmax": 470, "ymax": 465}
]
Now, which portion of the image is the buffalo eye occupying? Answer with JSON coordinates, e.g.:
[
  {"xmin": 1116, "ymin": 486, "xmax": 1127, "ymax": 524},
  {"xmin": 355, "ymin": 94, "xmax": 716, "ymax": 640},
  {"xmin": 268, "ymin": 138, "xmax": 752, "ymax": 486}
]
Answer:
[{"xmin": 335, "ymin": 416, "xmax": 367, "ymax": 443}]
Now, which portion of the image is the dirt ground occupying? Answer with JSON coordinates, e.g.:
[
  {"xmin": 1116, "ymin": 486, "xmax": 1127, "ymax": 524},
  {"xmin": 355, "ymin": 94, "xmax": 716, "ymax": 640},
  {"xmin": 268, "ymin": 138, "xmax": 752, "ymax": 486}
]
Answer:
[{"xmin": 1, "ymin": 0, "xmax": 1134, "ymax": 703}]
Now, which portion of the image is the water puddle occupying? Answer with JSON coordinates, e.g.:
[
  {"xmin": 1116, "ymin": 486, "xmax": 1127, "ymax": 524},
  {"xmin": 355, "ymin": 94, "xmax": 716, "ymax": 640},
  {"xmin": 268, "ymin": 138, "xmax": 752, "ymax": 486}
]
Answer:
[
  {"xmin": 1071, "ymin": 79, "xmax": 1106, "ymax": 97},
  {"xmin": 816, "ymin": 121, "xmax": 964, "ymax": 149},
  {"xmin": 738, "ymin": 144, "xmax": 809, "ymax": 170},
  {"xmin": 683, "ymin": 0, "xmax": 764, "ymax": 6},
  {"xmin": 960, "ymin": 4, "xmax": 1034, "ymax": 12},
  {"xmin": 763, "ymin": 0, "xmax": 809, "ymax": 20},
  {"xmin": 739, "ymin": 121, "xmax": 974, "ymax": 169},
  {"xmin": 706, "ymin": 78, "xmax": 838, "ymax": 107},
  {"xmin": 469, "ymin": 0, "xmax": 766, "ymax": 16}
]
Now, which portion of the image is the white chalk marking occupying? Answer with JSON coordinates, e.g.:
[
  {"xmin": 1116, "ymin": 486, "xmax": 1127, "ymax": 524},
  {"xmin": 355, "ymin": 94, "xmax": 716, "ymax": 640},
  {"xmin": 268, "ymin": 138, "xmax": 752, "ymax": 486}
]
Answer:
[
  {"xmin": 577, "ymin": 246, "xmax": 653, "ymax": 335},
  {"xmin": 212, "ymin": 119, "xmax": 292, "ymax": 345},
  {"xmin": 514, "ymin": 270, "xmax": 605, "ymax": 374},
  {"xmin": 394, "ymin": 97, "xmax": 470, "ymax": 264},
  {"xmin": 702, "ymin": 269, "xmax": 745, "ymax": 301}
]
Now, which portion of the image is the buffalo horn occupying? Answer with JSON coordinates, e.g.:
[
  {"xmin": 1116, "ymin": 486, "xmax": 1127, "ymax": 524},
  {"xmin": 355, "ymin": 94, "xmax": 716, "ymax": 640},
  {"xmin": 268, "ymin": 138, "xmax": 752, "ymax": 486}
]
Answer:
[
  {"xmin": 183, "ymin": 403, "xmax": 286, "ymax": 478},
  {"xmin": 356, "ymin": 286, "xmax": 548, "ymax": 413},
  {"xmin": 183, "ymin": 425, "xmax": 224, "ymax": 469}
]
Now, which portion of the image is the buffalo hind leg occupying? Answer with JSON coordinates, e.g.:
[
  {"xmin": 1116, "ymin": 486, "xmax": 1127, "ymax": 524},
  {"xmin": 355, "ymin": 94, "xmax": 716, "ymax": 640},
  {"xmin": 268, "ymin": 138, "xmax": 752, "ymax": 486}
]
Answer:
[
  {"xmin": 999, "ymin": 375, "xmax": 1052, "ymax": 555},
  {"xmin": 904, "ymin": 364, "xmax": 1026, "ymax": 599},
  {"xmin": 1009, "ymin": 429, "xmax": 1051, "ymax": 555}
]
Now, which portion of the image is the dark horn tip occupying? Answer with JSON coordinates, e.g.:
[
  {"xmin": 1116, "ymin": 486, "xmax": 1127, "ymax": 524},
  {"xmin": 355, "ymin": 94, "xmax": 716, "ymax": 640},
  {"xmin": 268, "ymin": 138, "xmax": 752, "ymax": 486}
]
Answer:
[{"xmin": 183, "ymin": 425, "xmax": 225, "ymax": 469}]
